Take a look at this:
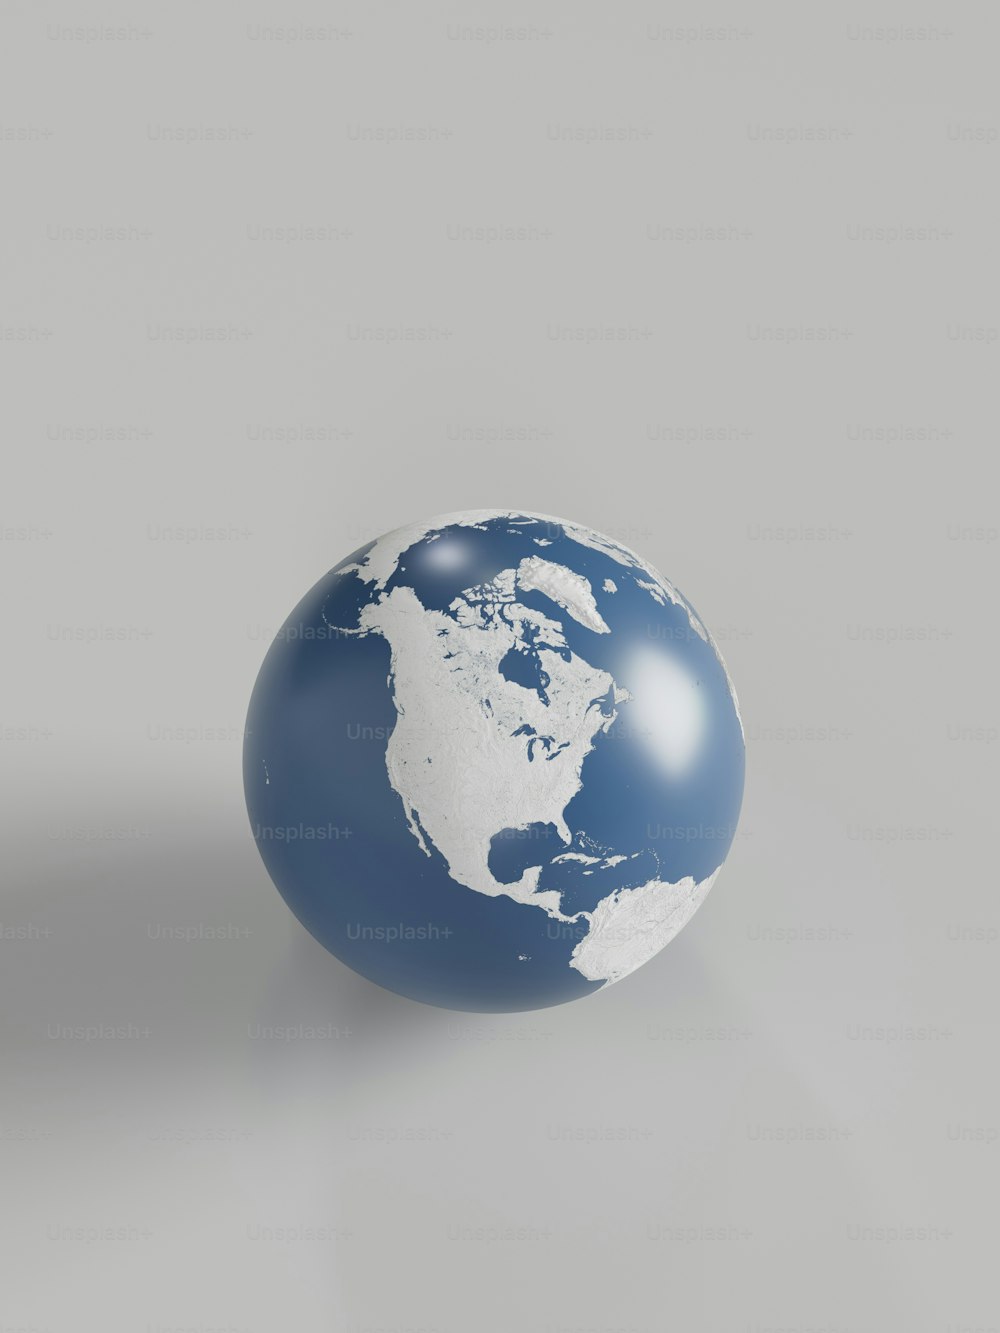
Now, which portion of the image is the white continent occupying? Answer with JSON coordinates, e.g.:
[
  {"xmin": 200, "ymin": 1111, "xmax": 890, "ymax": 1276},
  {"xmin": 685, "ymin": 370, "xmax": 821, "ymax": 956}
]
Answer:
[
  {"xmin": 357, "ymin": 576, "xmax": 627, "ymax": 921},
  {"xmin": 569, "ymin": 869, "xmax": 720, "ymax": 983}
]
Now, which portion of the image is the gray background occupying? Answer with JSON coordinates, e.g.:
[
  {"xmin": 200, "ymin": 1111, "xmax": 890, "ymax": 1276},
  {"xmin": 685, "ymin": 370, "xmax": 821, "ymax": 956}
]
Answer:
[{"xmin": 2, "ymin": 2, "xmax": 997, "ymax": 1330}]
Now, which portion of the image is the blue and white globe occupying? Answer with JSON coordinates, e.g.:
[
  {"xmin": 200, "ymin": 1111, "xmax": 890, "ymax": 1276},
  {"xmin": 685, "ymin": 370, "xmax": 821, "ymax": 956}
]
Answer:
[{"xmin": 244, "ymin": 510, "xmax": 744, "ymax": 1012}]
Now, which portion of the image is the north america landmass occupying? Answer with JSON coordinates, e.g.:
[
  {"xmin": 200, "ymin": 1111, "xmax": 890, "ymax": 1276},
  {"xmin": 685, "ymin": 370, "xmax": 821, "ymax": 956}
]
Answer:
[{"xmin": 328, "ymin": 511, "xmax": 739, "ymax": 987}]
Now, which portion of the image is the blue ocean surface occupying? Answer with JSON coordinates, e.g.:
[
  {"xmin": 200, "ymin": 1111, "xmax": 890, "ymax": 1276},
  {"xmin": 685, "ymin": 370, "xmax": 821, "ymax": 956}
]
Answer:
[{"xmin": 244, "ymin": 514, "xmax": 744, "ymax": 1011}]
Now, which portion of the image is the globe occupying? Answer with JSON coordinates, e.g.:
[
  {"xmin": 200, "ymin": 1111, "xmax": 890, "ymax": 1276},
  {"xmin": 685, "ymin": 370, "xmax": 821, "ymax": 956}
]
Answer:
[{"xmin": 244, "ymin": 510, "xmax": 745, "ymax": 1012}]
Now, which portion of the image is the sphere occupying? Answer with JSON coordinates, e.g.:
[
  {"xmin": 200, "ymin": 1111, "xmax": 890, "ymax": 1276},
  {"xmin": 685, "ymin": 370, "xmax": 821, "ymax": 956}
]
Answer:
[{"xmin": 244, "ymin": 510, "xmax": 744, "ymax": 1012}]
